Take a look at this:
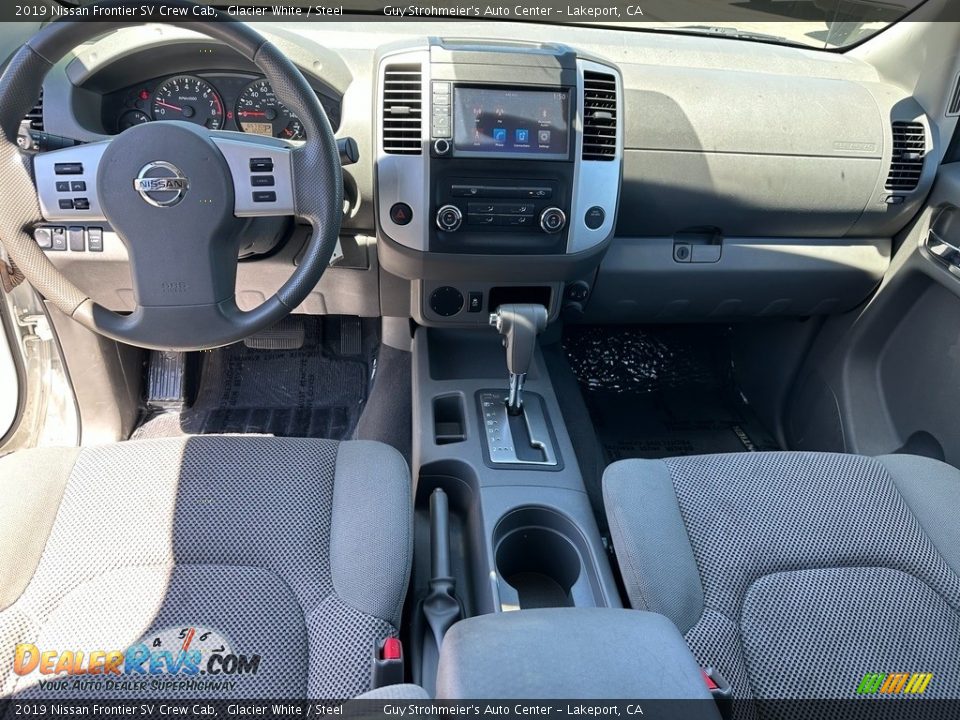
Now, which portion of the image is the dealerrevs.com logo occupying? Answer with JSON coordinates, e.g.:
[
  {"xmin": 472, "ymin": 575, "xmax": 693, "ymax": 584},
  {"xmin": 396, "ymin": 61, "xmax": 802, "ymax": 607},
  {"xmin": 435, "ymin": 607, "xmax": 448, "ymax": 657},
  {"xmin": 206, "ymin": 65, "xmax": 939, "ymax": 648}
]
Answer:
[{"xmin": 13, "ymin": 626, "xmax": 261, "ymax": 692}]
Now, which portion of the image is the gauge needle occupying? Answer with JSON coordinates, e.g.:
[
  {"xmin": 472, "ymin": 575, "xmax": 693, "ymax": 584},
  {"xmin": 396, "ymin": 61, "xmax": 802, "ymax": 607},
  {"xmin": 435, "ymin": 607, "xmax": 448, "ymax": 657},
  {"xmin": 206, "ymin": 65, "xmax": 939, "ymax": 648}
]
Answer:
[
  {"xmin": 155, "ymin": 100, "xmax": 183, "ymax": 112},
  {"xmin": 239, "ymin": 111, "xmax": 267, "ymax": 117}
]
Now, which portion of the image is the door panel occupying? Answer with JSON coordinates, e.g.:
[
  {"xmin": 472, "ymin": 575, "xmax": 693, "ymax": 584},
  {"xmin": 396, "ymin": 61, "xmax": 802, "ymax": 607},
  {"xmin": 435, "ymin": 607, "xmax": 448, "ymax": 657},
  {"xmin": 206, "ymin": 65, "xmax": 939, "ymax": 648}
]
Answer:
[{"xmin": 787, "ymin": 162, "xmax": 960, "ymax": 463}]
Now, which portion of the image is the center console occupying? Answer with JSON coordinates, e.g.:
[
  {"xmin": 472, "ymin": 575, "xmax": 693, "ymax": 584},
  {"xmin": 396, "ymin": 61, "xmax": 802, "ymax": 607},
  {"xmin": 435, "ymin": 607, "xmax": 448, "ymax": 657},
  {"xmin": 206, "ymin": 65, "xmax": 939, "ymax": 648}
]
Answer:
[
  {"xmin": 375, "ymin": 39, "xmax": 623, "ymax": 326},
  {"xmin": 436, "ymin": 608, "xmax": 719, "ymax": 709}
]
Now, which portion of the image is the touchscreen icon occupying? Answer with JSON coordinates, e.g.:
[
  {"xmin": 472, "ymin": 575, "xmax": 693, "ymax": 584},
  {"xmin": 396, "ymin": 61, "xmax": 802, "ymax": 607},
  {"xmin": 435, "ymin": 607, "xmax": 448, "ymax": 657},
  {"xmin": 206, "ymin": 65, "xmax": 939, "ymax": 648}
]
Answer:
[
  {"xmin": 515, "ymin": 128, "xmax": 529, "ymax": 143},
  {"xmin": 538, "ymin": 130, "xmax": 552, "ymax": 145},
  {"xmin": 493, "ymin": 128, "xmax": 507, "ymax": 143}
]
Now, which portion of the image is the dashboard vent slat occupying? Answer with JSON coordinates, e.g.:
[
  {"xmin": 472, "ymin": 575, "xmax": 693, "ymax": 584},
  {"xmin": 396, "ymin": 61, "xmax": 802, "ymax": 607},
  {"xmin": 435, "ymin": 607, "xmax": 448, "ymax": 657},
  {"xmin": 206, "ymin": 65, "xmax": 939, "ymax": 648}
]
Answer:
[
  {"xmin": 948, "ymin": 73, "xmax": 960, "ymax": 116},
  {"xmin": 382, "ymin": 64, "xmax": 422, "ymax": 155},
  {"xmin": 582, "ymin": 70, "xmax": 617, "ymax": 161},
  {"xmin": 885, "ymin": 121, "xmax": 926, "ymax": 192},
  {"xmin": 24, "ymin": 89, "xmax": 43, "ymax": 131}
]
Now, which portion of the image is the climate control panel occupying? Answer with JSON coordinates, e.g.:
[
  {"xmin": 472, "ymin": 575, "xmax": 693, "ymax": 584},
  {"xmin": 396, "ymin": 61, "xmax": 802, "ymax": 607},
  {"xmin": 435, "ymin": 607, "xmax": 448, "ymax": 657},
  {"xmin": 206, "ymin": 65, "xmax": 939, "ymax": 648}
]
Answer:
[{"xmin": 430, "ymin": 173, "xmax": 571, "ymax": 253}]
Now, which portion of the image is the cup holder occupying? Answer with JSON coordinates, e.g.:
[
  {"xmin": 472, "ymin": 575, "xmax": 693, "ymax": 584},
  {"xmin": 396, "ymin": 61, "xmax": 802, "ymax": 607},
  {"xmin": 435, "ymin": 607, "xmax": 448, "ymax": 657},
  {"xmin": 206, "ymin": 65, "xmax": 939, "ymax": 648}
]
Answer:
[{"xmin": 493, "ymin": 506, "xmax": 601, "ymax": 610}]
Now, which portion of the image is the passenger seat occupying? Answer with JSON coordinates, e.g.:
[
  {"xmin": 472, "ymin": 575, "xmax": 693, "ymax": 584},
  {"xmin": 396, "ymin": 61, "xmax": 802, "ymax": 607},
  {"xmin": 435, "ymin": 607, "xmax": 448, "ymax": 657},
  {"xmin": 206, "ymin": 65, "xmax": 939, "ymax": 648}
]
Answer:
[{"xmin": 602, "ymin": 451, "xmax": 960, "ymax": 699}]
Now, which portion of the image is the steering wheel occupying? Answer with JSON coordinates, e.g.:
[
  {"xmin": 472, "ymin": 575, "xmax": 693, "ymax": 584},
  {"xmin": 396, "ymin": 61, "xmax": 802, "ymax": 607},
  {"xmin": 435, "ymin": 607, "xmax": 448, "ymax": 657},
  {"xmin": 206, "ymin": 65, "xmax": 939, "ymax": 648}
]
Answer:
[{"xmin": 0, "ymin": 7, "xmax": 342, "ymax": 351}]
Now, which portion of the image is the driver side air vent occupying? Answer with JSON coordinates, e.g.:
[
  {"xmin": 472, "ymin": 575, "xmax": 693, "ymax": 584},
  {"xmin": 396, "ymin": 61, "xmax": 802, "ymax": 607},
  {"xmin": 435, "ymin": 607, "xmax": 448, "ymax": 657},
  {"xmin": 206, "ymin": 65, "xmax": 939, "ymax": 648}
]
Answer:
[
  {"xmin": 382, "ymin": 64, "xmax": 422, "ymax": 155},
  {"xmin": 885, "ymin": 121, "xmax": 926, "ymax": 192},
  {"xmin": 24, "ymin": 89, "xmax": 43, "ymax": 131},
  {"xmin": 582, "ymin": 70, "xmax": 617, "ymax": 161}
]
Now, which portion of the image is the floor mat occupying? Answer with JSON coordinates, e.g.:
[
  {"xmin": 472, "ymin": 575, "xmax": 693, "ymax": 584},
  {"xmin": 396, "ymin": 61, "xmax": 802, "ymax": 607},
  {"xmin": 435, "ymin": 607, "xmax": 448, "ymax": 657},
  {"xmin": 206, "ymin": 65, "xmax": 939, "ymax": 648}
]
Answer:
[
  {"xmin": 563, "ymin": 325, "xmax": 780, "ymax": 463},
  {"xmin": 133, "ymin": 317, "xmax": 377, "ymax": 441}
]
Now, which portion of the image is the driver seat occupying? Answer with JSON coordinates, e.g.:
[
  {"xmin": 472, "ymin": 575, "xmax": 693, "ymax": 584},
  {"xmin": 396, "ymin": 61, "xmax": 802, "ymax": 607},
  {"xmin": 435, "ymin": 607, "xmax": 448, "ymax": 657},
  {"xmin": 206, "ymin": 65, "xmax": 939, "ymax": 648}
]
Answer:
[{"xmin": 0, "ymin": 436, "xmax": 412, "ymax": 699}]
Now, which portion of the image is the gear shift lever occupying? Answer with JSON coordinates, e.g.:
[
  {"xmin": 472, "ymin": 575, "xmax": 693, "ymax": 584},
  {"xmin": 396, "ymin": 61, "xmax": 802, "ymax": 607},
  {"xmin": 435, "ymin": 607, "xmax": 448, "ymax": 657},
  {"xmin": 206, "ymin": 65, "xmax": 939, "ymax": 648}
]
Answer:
[{"xmin": 489, "ymin": 304, "xmax": 548, "ymax": 415}]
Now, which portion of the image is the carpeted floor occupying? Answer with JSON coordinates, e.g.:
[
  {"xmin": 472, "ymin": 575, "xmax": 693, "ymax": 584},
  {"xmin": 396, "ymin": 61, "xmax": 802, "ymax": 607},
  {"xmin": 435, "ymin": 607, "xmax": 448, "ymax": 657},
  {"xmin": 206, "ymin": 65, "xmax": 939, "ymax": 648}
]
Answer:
[
  {"xmin": 563, "ymin": 324, "xmax": 780, "ymax": 463},
  {"xmin": 133, "ymin": 317, "xmax": 378, "ymax": 441}
]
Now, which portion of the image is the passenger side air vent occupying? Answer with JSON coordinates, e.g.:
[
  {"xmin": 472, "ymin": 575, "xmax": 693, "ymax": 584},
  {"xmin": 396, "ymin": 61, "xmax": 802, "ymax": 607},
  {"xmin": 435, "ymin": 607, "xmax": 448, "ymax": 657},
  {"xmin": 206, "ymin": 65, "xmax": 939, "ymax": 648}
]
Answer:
[
  {"xmin": 582, "ymin": 70, "xmax": 617, "ymax": 161},
  {"xmin": 24, "ymin": 89, "xmax": 43, "ymax": 131},
  {"xmin": 382, "ymin": 64, "xmax": 422, "ymax": 155},
  {"xmin": 885, "ymin": 121, "xmax": 926, "ymax": 192},
  {"xmin": 947, "ymin": 73, "xmax": 960, "ymax": 116}
]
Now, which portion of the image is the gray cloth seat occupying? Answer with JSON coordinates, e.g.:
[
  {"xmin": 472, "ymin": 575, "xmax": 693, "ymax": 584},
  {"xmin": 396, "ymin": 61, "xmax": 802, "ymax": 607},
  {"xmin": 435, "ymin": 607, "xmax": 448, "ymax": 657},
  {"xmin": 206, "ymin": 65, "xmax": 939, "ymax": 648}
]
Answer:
[
  {"xmin": 0, "ymin": 436, "xmax": 412, "ymax": 700},
  {"xmin": 603, "ymin": 451, "xmax": 960, "ymax": 701}
]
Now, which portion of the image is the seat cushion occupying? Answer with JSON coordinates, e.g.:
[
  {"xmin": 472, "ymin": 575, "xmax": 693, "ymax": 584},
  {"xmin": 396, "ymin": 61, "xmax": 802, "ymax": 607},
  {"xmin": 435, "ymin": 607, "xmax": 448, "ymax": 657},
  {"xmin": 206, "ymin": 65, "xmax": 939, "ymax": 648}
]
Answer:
[
  {"xmin": 603, "ymin": 451, "xmax": 960, "ymax": 700},
  {"xmin": 0, "ymin": 436, "xmax": 411, "ymax": 700}
]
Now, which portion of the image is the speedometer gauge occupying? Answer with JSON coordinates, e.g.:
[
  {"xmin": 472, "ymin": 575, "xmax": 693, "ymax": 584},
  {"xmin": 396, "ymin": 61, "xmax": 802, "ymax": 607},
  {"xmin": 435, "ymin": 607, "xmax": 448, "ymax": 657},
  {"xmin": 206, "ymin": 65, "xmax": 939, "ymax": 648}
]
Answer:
[
  {"xmin": 236, "ymin": 79, "xmax": 304, "ymax": 140},
  {"xmin": 152, "ymin": 75, "xmax": 224, "ymax": 129}
]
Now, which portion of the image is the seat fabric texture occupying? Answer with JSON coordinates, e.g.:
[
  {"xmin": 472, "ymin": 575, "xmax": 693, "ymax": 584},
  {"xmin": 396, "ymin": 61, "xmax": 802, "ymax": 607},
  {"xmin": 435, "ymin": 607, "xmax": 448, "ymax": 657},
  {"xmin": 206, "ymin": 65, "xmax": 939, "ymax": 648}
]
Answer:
[
  {"xmin": 0, "ymin": 436, "xmax": 412, "ymax": 700},
  {"xmin": 603, "ymin": 451, "xmax": 960, "ymax": 701}
]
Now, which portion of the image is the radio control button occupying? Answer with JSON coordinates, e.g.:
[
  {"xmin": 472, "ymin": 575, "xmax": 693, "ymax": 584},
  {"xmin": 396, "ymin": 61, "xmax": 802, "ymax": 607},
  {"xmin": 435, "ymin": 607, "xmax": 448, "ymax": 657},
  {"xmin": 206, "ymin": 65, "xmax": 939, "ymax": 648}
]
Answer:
[
  {"xmin": 436, "ymin": 204, "xmax": 463, "ymax": 232},
  {"xmin": 433, "ymin": 138, "xmax": 451, "ymax": 155},
  {"xmin": 540, "ymin": 207, "xmax": 566, "ymax": 233},
  {"xmin": 468, "ymin": 202, "xmax": 496, "ymax": 214}
]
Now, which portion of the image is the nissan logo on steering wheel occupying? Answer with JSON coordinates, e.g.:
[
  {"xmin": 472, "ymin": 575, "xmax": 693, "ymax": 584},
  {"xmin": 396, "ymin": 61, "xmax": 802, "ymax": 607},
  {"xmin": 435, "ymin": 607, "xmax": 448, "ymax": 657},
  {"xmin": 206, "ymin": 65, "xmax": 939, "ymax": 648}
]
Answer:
[{"xmin": 133, "ymin": 161, "xmax": 190, "ymax": 207}]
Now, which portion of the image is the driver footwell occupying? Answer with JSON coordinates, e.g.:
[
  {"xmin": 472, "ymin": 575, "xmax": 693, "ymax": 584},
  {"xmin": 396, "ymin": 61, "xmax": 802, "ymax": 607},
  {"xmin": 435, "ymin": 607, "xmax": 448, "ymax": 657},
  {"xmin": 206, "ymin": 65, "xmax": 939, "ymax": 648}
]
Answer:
[{"xmin": 132, "ymin": 316, "xmax": 377, "ymax": 441}]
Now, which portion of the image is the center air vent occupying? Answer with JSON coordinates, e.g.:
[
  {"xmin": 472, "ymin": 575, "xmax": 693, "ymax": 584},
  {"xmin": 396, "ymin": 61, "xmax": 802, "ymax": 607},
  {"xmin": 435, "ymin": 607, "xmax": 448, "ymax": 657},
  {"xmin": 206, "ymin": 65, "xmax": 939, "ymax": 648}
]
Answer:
[
  {"xmin": 382, "ymin": 64, "xmax": 422, "ymax": 155},
  {"xmin": 885, "ymin": 121, "xmax": 926, "ymax": 192},
  {"xmin": 24, "ymin": 89, "xmax": 43, "ymax": 131},
  {"xmin": 582, "ymin": 70, "xmax": 617, "ymax": 161}
]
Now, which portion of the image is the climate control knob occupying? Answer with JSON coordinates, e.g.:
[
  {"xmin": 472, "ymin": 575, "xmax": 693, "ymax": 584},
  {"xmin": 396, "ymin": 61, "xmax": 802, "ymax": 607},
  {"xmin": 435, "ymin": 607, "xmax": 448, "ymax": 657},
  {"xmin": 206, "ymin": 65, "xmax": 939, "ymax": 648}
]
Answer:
[
  {"xmin": 540, "ymin": 207, "xmax": 567, "ymax": 234},
  {"xmin": 436, "ymin": 204, "xmax": 463, "ymax": 232}
]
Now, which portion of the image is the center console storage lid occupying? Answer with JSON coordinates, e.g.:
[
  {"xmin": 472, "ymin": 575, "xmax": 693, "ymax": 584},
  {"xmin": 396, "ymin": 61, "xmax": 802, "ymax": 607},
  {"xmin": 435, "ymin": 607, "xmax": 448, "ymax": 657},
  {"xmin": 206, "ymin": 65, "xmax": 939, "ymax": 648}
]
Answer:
[{"xmin": 436, "ymin": 608, "xmax": 717, "ymax": 707}]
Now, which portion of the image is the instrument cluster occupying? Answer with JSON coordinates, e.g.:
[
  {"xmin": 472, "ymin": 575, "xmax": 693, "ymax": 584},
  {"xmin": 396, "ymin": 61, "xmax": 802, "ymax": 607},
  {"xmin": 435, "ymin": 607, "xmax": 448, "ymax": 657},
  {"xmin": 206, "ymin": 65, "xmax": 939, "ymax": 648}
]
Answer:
[{"xmin": 102, "ymin": 72, "xmax": 341, "ymax": 139}]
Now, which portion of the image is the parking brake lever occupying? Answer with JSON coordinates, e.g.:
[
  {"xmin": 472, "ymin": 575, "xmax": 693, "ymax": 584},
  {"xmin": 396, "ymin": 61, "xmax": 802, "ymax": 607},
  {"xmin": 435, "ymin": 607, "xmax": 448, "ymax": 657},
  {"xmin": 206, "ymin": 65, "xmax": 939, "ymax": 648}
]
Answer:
[{"xmin": 418, "ymin": 488, "xmax": 462, "ymax": 694}]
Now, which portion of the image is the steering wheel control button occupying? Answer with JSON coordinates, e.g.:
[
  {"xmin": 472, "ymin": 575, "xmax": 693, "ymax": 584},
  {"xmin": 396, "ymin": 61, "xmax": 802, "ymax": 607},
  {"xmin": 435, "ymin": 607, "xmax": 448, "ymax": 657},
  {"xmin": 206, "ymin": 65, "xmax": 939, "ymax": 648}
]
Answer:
[
  {"xmin": 70, "ymin": 181, "xmax": 86, "ymax": 192},
  {"xmin": 58, "ymin": 199, "xmax": 74, "ymax": 210},
  {"xmin": 390, "ymin": 202, "xmax": 413, "ymax": 226},
  {"xmin": 54, "ymin": 162, "xmax": 83, "ymax": 175},
  {"xmin": 34, "ymin": 227, "xmax": 52, "ymax": 249},
  {"xmin": 540, "ymin": 207, "xmax": 567, "ymax": 233},
  {"xmin": 68, "ymin": 226, "xmax": 85, "ymax": 252},
  {"xmin": 253, "ymin": 191, "xmax": 277, "ymax": 203},
  {"xmin": 468, "ymin": 291, "xmax": 483, "ymax": 313},
  {"xmin": 73, "ymin": 198, "xmax": 90, "ymax": 211},
  {"xmin": 251, "ymin": 175, "xmax": 275, "ymax": 187},
  {"xmin": 133, "ymin": 161, "xmax": 190, "ymax": 208},
  {"xmin": 50, "ymin": 227, "xmax": 67, "ymax": 251},
  {"xmin": 429, "ymin": 286, "xmax": 464, "ymax": 317},
  {"xmin": 436, "ymin": 204, "xmax": 463, "ymax": 232},
  {"xmin": 585, "ymin": 206, "xmax": 605, "ymax": 230},
  {"xmin": 249, "ymin": 158, "xmax": 274, "ymax": 172},
  {"xmin": 55, "ymin": 181, "xmax": 69, "ymax": 192},
  {"xmin": 87, "ymin": 227, "xmax": 103, "ymax": 252}
]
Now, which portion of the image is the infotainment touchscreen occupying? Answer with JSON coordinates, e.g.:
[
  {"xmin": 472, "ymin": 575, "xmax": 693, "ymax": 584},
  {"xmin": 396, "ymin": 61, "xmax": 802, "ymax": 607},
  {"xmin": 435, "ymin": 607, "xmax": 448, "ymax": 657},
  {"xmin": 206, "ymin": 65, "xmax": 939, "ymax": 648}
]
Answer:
[{"xmin": 452, "ymin": 87, "xmax": 570, "ymax": 160}]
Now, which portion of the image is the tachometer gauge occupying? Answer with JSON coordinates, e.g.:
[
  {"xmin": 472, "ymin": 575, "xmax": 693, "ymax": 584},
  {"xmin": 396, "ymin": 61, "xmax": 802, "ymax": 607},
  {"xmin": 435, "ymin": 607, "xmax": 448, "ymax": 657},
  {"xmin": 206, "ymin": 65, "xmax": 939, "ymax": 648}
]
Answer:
[
  {"xmin": 236, "ymin": 79, "xmax": 304, "ymax": 140},
  {"xmin": 152, "ymin": 75, "xmax": 224, "ymax": 129}
]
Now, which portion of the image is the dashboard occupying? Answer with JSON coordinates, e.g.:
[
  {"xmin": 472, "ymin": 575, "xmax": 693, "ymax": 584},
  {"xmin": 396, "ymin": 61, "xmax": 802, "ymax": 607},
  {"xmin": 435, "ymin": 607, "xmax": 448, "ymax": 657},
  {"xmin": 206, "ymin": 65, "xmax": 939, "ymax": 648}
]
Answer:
[
  {"xmin": 20, "ymin": 20, "xmax": 950, "ymax": 327},
  {"xmin": 100, "ymin": 71, "xmax": 341, "ymax": 138}
]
